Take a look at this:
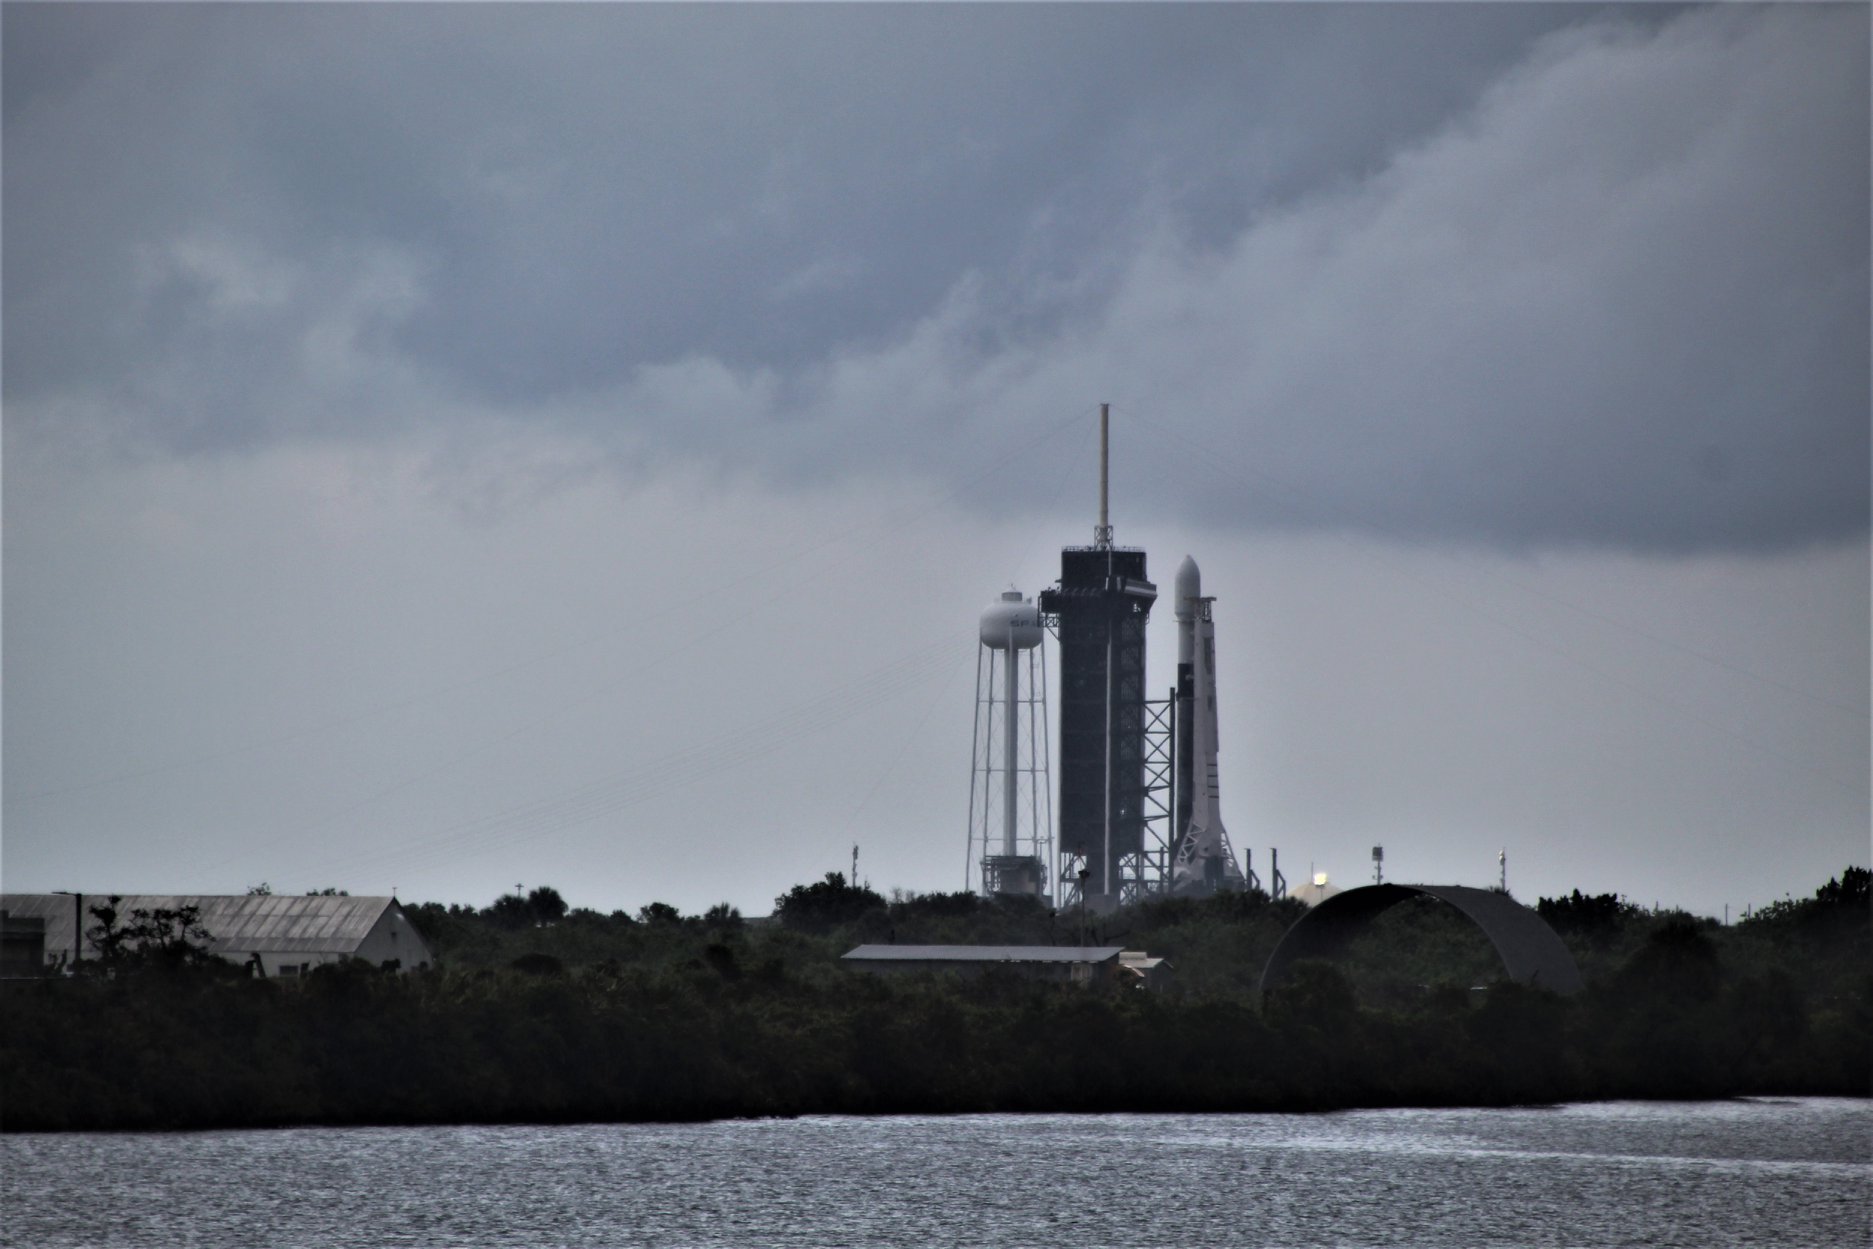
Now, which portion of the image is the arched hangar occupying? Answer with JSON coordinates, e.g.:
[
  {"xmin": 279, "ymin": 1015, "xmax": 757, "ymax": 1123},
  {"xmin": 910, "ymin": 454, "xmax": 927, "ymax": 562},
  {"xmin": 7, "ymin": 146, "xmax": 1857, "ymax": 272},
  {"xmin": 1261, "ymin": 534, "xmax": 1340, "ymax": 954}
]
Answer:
[{"xmin": 1258, "ymin": 883, "xmax": 1583, "ymax": 996}]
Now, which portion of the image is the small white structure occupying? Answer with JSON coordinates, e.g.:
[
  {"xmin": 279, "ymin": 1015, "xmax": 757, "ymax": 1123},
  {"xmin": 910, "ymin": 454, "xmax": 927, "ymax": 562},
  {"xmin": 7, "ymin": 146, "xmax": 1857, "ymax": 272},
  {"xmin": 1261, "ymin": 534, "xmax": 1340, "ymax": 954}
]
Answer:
[
  {"xmin": 0, "ymin": 894, "xmax": 434, "ymax": 976},
  {"xmin": 966, "ymin": 590, "xmax": 1053, "ymax": 899},
  {"xmin": 1117, "ymin": 950, "xmax": 1174, "ymax": 992}
]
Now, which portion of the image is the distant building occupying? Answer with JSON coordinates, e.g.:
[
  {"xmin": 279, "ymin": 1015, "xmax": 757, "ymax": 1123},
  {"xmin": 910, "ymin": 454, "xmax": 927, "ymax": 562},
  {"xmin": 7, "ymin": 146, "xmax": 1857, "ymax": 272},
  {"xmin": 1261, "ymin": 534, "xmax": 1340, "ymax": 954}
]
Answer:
[
  {"xmin": 0, "ymin": 894, "xmax": 434, "ymax": 976},
  {"xmin": 843, "ymin": 944, "xmax": 1130, "ymax": 987},
  {"xmin": 1259, "ymin": 883, "xmax": 1584, "ymax": 997},
  {"xmin": 1, "ymin": 912, "xmax": 47, "ymax": 978},
  {"xmin": 1117, "ymin": 950, "xmax": 1173, "ymax": 991}
]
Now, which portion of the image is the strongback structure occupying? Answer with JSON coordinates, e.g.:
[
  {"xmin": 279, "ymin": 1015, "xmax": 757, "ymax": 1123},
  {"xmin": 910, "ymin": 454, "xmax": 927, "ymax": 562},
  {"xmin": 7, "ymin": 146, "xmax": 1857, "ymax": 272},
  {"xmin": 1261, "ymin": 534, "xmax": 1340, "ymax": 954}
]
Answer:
[
  {"xmin": 967, "ymin": 590, "xmax": 1051, "ymax": 898},
  {"xmin": 1170, "ymin": 555, "xmax": 1247, "ymax": 895},
  {"xmin": 1039, "ymin": 405, "xmax": 1157, "ymax": 910}
]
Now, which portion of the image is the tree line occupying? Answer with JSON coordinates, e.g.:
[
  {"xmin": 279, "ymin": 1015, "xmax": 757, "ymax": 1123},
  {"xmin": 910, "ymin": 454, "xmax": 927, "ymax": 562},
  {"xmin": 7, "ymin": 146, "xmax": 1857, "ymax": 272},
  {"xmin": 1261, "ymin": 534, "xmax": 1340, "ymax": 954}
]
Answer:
[{"xmin": 2, "ymin": 868, "xmax": 1863, "ymax": 1131}]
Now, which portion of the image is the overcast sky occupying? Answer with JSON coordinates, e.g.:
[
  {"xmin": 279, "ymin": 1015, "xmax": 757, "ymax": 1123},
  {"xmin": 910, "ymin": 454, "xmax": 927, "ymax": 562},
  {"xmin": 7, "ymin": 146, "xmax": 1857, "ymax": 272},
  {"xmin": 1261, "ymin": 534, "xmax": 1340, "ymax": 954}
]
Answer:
[{"xmin": 5, "ymin": 3, "xmax": 1867, "ymax": 921}]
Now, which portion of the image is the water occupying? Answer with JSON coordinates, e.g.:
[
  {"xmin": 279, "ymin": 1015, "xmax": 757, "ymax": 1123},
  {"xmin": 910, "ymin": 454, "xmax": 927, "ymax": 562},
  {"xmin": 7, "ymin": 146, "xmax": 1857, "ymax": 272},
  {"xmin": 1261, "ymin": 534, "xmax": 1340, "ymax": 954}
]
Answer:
[{"xmin": 4, "ymin": 1099, "xmax": 1867, "ymax": 1247}]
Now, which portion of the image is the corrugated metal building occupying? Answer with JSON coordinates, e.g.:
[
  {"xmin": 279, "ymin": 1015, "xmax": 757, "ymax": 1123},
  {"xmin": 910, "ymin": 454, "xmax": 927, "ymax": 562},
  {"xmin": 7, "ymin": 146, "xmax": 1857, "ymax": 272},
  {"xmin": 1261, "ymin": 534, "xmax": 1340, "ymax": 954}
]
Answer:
[
  {"xmin": 1, "ymin": 911, "xmax": 47, "ymax": 977},
  {"xmin": 842, "ymin": 945, "xmax": 1127, "ymax": 986},
  {"xmin": 0, "ymin": 894, "xmax": 434, "ymax": 976}
]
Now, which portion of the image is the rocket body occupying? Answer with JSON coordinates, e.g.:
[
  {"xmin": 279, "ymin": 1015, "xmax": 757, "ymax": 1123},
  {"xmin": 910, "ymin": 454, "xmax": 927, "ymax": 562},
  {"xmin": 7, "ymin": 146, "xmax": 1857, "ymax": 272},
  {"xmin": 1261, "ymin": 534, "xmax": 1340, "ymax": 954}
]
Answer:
[{"xmin": 1172, "ymin": 557, "xmax": 1244, "ymax": 893}]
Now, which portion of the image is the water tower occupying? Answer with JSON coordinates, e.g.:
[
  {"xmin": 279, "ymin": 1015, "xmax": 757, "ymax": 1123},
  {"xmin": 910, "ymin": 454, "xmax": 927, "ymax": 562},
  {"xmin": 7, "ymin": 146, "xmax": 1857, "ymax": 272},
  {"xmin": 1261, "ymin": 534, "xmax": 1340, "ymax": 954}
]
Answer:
[{"xmin": 966, "ymin": 590, "xmax": 1052, "ymax": 899}]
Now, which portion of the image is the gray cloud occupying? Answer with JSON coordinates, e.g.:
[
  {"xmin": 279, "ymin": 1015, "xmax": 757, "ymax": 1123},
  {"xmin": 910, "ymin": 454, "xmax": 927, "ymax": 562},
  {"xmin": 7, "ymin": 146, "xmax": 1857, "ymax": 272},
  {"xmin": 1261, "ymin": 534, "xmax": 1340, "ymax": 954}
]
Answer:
[
  {"xmin": 5, "ymin": 6, "xmax": 1595, "ymax": 405},
  {"xmin": 4, "ymin": 3, "xmax": 1863, "ymax": 557},
  {"xmin": 4, "ymin": 6, "xmax": 1864, "ymax": 920}
]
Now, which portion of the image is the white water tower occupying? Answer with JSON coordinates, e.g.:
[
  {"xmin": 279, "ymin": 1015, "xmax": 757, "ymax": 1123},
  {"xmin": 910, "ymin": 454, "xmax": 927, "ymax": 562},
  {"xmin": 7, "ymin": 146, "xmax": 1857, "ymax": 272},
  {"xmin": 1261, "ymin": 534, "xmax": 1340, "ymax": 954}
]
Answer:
[{"xmin": 966, "ymin": 590, "xmax": 1052, "ymax": 899}]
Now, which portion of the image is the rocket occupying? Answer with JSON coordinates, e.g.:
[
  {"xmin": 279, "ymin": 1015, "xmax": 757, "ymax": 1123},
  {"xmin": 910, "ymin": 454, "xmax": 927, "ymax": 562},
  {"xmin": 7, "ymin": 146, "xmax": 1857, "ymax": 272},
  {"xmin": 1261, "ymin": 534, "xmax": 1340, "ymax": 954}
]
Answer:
[{"xmin": 1172, "ymin": 555, "xmax": 1246, "ymax": 893}]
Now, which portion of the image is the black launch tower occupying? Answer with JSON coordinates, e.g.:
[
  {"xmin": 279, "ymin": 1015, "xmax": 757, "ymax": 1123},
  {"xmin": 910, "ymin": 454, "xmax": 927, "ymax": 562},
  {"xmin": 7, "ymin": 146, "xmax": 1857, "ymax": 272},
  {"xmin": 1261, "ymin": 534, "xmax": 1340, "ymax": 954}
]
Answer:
[{"xmin": 1037, "ymin": 405, "xmax": 1156, "ymax": 908}]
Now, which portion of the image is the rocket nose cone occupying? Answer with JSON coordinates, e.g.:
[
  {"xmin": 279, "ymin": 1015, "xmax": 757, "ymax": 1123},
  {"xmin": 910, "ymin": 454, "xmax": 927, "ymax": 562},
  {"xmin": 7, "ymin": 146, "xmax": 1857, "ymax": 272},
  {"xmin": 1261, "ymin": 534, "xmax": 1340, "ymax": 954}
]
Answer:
[{"xmin": 1175, "ymin": 555, "xmax": 1200, "ymax": 616}]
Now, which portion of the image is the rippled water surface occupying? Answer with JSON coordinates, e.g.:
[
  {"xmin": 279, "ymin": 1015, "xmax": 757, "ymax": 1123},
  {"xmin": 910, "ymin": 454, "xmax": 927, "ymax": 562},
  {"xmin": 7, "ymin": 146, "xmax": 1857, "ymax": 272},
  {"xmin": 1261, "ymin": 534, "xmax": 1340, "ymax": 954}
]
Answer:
[{"xmin": 4, "ymin": 1099, "xmax": 1867, "ymax": 1247}]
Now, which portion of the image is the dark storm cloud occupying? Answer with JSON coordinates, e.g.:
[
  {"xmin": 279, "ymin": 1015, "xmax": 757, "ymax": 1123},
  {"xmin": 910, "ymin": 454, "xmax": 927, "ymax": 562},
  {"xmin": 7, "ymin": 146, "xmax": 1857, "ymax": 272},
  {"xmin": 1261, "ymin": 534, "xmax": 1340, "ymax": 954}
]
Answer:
[
  {"xmin": 2, "ymin": 4, "xmax": 1586, "ymax": 401},
  {"xmin": 4, "ymin": 3, "xmax": 1863, "ymax": 554},
  {"xmin": 4, "ymin": 6, "xmax": 1864, "ymax": 920}
]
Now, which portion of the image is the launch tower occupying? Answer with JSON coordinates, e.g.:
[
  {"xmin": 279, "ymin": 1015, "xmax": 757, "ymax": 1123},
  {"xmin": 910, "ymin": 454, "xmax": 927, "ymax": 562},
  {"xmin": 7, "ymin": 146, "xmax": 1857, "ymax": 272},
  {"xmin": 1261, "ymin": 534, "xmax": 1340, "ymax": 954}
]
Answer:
[{"xmin": 1039, "ymin": 405, "xmax": 1157, "ymax": 910}]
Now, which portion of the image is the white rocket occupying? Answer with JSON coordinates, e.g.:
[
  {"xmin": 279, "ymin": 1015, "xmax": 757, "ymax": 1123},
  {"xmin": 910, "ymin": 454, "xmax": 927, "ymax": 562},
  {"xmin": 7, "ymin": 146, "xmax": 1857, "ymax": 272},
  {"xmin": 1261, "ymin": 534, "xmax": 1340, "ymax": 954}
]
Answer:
[{"xmin": 1171, "ymin": 555, "xmax": 1246, "ymax": 893}]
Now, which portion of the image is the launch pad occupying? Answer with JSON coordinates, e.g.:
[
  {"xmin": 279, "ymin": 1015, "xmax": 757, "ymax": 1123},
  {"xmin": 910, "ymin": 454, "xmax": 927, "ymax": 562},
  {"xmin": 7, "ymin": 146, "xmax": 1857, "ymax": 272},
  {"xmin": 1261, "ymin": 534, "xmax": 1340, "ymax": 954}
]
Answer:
[{"xmin": 971, "ymin": 403, "xmax": 1266, "ymax": 911}]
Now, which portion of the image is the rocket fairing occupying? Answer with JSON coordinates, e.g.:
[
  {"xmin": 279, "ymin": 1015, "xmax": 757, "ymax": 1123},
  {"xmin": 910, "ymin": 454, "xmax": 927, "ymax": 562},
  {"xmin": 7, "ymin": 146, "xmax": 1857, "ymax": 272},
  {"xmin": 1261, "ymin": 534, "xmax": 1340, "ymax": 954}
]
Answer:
[{"xmin": 1171, "ymin": 556, "xmax": 1246, "ymax": 894}]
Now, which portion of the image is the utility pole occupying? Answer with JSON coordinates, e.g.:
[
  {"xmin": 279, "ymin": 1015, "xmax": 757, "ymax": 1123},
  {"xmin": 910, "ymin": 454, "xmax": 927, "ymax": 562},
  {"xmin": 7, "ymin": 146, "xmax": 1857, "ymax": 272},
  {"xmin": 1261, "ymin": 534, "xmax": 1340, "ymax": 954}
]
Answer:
[{"xmin": 1077, "ymin": 868, "xmax": 1090, "ymax": 947}]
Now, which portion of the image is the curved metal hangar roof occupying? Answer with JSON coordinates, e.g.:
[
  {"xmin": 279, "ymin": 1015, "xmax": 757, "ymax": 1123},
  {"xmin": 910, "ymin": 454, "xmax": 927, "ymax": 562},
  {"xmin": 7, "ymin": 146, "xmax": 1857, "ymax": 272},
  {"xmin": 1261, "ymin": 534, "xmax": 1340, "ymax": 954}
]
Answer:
[{"xmin": 1258, "ymin": 883, "xmax": 1584, "ymax": 996}]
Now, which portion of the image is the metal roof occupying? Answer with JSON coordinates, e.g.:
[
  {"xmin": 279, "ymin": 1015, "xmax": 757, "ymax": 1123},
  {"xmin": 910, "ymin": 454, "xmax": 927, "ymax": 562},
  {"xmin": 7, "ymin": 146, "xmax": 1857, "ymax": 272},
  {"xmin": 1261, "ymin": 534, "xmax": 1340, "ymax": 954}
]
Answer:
[
  {"xmin": 0, "ymin": 894, "xmax": 405, "ymax": 960},
  {"xmin": 843, "ymin": 945, "xmax": 1125, "ymax": 964},
  {"xmin": 1258, "ymin": 883, "xmax": 1584, "ymax": 996}
]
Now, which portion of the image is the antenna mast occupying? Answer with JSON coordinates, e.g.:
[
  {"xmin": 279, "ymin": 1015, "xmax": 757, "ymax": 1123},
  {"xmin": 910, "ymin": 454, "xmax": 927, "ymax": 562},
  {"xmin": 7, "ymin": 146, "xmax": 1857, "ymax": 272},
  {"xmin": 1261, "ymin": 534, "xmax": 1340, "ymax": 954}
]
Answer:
[{"xmin": 1095, "ymin": 402, "xmax": 1113, "ymax": 548}]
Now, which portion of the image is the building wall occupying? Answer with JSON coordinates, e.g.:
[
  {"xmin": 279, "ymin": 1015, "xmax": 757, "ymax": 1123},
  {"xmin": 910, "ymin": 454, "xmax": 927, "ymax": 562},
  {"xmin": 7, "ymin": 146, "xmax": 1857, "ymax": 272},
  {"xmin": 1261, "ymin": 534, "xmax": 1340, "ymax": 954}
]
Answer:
[
  {"xmin": 349, "ymin": 905, "xmax": 434, "ymax": 971},
  {"xmin": 1, "ymin": 913, "xmax": 47, "ymax": 977},
  {"xmin": 847, "ymin": 957, "xmax": 1120, "ymax": 985}
]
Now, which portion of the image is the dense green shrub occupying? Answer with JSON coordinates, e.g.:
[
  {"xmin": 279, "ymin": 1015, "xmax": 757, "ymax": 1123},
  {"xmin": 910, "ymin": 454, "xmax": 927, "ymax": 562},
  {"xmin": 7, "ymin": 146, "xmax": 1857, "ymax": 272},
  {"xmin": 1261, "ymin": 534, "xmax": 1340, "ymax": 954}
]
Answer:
[{"xmin": 3, "ymin": 869, "xmax": 1863, "ymax": 1131}]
